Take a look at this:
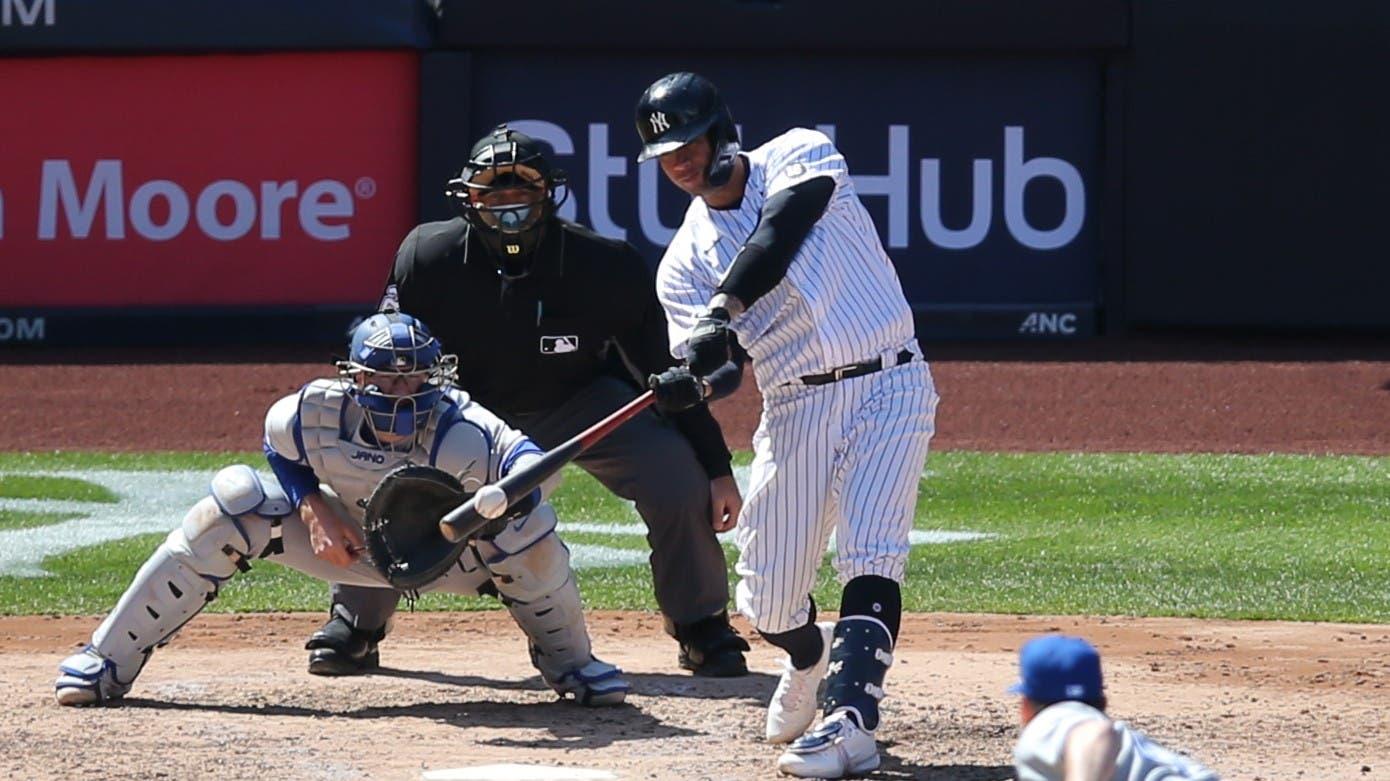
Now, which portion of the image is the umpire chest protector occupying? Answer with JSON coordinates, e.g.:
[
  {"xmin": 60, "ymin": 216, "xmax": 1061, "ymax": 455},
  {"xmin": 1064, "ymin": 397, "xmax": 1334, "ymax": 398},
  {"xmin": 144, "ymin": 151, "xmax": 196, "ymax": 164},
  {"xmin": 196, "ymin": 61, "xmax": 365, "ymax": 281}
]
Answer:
[{"xmin": 295, "ymin": 380, "xmax": 490, "ymax": 522}]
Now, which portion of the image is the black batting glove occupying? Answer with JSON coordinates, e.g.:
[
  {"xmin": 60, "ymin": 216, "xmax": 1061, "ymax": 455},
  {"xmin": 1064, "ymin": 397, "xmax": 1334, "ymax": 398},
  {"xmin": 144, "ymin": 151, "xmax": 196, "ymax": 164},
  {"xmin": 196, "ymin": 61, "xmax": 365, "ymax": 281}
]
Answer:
[
  {"xmin": 648, "ymin": 366, "xmax": 708, "ymax": 414},
  {"xmin": 687, "ymin": 307, "xmax": 732, "ymax": 377}
]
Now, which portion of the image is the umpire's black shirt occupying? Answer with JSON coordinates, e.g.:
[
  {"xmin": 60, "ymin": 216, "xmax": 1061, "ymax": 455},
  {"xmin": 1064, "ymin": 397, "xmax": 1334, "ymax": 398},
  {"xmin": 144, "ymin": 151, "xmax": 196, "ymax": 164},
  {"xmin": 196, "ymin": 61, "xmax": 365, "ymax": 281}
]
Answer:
[{"xmin": 385, "ymin": 216, "xmax": 732, "ymax": 478}]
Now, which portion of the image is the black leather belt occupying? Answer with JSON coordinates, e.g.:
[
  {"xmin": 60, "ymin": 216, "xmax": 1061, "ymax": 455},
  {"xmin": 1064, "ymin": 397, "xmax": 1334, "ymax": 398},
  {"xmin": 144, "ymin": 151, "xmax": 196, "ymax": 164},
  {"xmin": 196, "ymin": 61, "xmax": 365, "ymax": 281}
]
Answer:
[{"xmin": 798, "ymin": 350, "xmax": 915, "ymax": 386}]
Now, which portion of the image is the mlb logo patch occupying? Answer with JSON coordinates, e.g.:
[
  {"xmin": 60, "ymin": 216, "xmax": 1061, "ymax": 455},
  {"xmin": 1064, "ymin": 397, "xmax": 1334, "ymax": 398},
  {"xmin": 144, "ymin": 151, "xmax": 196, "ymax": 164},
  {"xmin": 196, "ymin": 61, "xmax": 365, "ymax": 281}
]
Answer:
[{"xmin": 540, "ymin": 335, "xmax": 580, "ymax": 354}]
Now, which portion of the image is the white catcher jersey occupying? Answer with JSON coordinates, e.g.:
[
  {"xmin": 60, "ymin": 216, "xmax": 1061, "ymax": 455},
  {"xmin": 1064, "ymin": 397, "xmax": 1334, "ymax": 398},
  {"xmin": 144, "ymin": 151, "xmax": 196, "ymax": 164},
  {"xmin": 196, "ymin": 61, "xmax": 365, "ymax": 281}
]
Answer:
[
  {"xmin": 656, "ymin": 127, "xmax": 919, "ymax": 388},
  {"xmin": 264, "ymin": 378, "xmax": 536, "ymax": 524},
  {"xmin": 1015, "ymin": 701, "xmax": 1220, "ymax": 781}
]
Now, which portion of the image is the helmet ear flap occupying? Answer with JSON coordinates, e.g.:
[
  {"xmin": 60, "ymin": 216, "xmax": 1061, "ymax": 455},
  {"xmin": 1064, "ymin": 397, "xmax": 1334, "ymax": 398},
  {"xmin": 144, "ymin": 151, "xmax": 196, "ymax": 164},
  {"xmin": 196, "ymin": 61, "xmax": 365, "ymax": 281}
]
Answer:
[{"xmin": 705, "ymin": 113, "xmax": 741, "ymax": 188}]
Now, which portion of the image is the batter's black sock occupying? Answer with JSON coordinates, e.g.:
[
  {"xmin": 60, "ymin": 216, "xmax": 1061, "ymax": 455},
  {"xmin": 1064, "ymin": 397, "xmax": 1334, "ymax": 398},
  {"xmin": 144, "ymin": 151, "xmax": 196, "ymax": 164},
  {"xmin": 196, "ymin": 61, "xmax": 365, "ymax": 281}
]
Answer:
[
  {"xmin": 759, "ymin": 597, "xmax": 824, "ymax": 670},
  {"xmin": 839, "ymin": 575, "xmax": 901, "ymax": 643}
]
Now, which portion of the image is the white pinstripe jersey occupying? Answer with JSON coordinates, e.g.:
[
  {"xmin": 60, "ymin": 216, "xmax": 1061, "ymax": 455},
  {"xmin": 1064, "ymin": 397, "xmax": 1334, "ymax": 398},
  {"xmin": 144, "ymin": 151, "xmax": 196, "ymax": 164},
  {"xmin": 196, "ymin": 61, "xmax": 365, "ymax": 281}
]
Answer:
[{"xmin": 656, "ymin": 127, "xmax": 918, "ymax": 389}]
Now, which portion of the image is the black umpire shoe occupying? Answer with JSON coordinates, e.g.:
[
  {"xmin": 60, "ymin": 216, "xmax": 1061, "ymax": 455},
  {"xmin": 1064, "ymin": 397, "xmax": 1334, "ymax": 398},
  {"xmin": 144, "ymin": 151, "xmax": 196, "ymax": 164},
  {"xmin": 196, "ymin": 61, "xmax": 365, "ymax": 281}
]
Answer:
[
  {"xmin": 676, "ymin": 611, "xmax": 751, "ymax": 677},
  {"xmin": 305, "ymin": 607, "xmax": 385, "ymax": 676}
]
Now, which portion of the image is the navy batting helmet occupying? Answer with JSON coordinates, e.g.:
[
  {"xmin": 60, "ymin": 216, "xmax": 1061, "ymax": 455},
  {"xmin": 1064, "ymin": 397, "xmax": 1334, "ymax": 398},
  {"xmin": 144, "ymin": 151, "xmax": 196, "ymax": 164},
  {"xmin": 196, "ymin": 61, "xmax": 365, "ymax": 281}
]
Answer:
[{"xmin": 635, "ymin": 72, "xmax": 740, "ymax": 187}]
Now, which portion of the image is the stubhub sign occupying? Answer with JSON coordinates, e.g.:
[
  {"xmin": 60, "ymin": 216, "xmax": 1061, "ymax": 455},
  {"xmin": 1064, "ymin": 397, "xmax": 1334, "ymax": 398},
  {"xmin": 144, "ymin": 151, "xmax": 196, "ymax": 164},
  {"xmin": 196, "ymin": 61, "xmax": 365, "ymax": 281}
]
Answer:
[
  {"xmin": 0, "ymin": 52, "xmax": 417, "ymax": 308},
  {"xmin": 460, "ymin": 53, "xmax": 1103, "ymax": 312}
]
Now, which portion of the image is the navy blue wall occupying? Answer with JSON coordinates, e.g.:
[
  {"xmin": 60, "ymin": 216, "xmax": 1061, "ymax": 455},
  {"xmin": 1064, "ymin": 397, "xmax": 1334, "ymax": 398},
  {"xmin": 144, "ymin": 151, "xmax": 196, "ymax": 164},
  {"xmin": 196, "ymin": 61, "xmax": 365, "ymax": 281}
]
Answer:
[{"xmin": 1123, "ymin": 0, "xmax": 1390, "ymax": 330}]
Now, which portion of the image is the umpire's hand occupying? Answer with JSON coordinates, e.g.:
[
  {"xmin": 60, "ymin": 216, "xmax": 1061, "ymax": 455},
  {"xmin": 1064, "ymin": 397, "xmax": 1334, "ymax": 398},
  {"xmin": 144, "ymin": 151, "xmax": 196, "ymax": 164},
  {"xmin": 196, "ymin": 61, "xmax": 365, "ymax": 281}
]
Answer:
[
  {"xmin": 648, "ymin": 366, "xmax": 709, "ymax": 414},
  {"xmin": 686, "ymin": 307, "xmax": 733, "ymax": 377}
]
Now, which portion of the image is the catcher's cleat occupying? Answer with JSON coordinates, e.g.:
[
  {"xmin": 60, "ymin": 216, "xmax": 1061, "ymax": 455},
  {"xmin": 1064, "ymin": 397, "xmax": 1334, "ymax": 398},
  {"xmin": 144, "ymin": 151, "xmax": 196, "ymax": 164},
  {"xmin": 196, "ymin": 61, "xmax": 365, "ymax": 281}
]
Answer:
[
  {"xmin": 776, "ymin": 711, "xmax": 880, "ymax": 779},
  {"xmin": 55, "ymin": 646, "xmax": 132, "ymax": 707},
  {"xmin": 766, "ymin": 621, "xmax": 835, "ymax": 743},
  {"xmin": 305, "ymin": 607, "xmax": 384, "ymax": 676},
  {"xmin": 676, "ymin": 611, "xmax": 751, "ymax": 678},
  {"xmin": 538, "ymin": 654, "xmax": 631, "ymax": 707}
]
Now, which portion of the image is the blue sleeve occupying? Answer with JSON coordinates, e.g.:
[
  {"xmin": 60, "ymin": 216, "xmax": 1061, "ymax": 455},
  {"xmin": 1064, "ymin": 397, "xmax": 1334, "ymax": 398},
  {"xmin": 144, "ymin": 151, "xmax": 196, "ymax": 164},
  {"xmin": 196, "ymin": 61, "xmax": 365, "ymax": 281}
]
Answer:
[
  {"xmin": 500, "ymin": 438, "xmax": 545, "ymax": 477},
  {"xmin": 264, "ymin": 440, "xmax": 320, "ymax": 507},
  {"xmin": 499, "ymin": 439, "xmax": 544, "ymax": 512}
]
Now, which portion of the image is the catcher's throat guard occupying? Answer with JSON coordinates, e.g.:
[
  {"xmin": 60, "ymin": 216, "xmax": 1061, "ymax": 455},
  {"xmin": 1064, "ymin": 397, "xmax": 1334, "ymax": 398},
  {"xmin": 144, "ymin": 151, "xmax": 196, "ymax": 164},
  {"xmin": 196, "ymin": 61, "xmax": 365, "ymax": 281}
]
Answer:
[{"xmin": 363, "ymin": 464, "xmax": 476, "ymax": 591}]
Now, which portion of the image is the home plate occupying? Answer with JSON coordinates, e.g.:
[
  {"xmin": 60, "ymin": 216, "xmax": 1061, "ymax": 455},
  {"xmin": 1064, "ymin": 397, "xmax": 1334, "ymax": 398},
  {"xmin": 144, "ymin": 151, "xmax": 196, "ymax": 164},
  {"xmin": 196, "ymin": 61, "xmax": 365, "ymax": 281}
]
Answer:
[{"xmin": 422, "ymin": 764, "xmax": 616, "ymax": 781}]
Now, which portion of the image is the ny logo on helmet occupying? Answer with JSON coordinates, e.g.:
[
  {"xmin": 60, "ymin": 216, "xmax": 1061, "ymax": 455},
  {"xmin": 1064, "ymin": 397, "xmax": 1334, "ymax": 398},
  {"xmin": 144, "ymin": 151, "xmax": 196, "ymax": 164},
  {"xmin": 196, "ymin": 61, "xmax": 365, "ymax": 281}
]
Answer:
[{"xmin": 649, "ymin": 112, "xmax": 670, "ymax": 133}]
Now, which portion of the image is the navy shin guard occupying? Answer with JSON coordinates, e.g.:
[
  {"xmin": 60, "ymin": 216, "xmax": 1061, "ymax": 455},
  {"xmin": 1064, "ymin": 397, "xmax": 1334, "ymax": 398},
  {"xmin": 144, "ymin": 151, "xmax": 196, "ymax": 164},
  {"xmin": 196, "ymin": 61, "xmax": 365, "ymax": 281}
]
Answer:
[{"xmin": 821, "ymin": 616, "xmax": 893, "ymax": 731}]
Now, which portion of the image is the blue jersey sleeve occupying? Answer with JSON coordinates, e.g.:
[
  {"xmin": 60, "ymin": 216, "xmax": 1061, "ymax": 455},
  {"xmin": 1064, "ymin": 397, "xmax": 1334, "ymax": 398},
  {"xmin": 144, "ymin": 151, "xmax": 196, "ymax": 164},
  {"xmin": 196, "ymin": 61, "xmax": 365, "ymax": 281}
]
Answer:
[
  {"xmin": 264, "ymin": 440, "xmax": 320, "ymax": 507},
  {"xmin": 500, "ymin": 438, "xmax": 544, "ymax": 510}
]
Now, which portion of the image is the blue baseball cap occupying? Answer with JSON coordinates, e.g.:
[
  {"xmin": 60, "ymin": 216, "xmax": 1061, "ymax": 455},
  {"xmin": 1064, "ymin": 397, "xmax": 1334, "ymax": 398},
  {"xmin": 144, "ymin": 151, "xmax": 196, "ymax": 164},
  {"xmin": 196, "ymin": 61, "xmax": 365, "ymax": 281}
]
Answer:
[{"xmin": 1008, "ymin": 635, "xmax": 1104, "ymax": 704}]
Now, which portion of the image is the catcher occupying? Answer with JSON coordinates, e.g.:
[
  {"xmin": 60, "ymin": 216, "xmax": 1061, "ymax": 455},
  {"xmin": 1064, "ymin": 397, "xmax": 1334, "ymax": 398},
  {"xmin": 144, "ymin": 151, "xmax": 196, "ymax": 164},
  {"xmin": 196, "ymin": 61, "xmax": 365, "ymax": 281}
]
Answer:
[{"xmin": 53, "ymin": 310, "xmax": 629, "ymax": 707}]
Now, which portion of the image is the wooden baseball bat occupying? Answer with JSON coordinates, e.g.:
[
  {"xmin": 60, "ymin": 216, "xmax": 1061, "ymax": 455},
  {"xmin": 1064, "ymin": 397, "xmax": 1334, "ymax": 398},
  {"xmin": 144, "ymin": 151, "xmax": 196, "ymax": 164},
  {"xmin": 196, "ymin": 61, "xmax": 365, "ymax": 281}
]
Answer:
[{"xmin": 439, "ymin": 390, "xmax": 656, "ymax": 542}]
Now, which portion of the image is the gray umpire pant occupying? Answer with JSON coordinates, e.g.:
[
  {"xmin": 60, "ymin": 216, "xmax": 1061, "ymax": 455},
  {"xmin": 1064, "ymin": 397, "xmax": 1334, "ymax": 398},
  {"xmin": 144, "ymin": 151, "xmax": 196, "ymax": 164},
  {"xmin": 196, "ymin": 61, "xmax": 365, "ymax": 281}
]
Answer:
[{"xmin": 330, "ymin": 376, "xmax": 733, "ymax": 635}]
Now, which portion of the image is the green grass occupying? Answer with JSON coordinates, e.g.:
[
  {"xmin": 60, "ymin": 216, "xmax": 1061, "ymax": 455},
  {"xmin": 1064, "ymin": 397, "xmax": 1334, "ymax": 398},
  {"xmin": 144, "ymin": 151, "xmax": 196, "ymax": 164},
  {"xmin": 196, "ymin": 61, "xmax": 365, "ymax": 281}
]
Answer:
[
  {"xmin": 2, "ymin": 450, "xmax": 1387, "ymax": 622},
  {"xmin": 0, "ymin": 511, "xmax": 86, "ymax": 531},
  {"xmin": 0, "ymin": 474, "xmax": 120, "ymax": 502},
  {"xmin": 0, "ymin": 474, "xmax": 120, "ymax": 531},
  {"xmin": 909, "ymin": 452, "xmax": 1390, "ymax": 621},
  {"xmin": 0, "ymin": 451, "xmax": 253, "ymax": 472}
]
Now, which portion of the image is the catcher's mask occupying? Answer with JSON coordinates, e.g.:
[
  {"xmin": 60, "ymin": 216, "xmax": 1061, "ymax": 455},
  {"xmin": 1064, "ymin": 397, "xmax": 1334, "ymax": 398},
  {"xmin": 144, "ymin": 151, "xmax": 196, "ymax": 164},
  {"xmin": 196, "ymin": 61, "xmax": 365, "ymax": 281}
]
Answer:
[
  {"xmin": 635, "ymin": 72, "xmax": 741, "ymax": 188},
  {"xmin": 446, "ymin": 124, "xmax": 569, "ymax": 278},
  {"xmin": 337, "ymin": 311, "xmax": 458, "ymax": 445}
]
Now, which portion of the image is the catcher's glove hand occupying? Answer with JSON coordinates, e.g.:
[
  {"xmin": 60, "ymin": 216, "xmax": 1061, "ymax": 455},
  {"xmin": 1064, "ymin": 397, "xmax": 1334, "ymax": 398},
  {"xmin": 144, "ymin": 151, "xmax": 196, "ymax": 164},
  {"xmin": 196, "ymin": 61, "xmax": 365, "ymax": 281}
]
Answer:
[{"xmin": 362, "ymin": 464, "xmax": 474, "ymax": 591}]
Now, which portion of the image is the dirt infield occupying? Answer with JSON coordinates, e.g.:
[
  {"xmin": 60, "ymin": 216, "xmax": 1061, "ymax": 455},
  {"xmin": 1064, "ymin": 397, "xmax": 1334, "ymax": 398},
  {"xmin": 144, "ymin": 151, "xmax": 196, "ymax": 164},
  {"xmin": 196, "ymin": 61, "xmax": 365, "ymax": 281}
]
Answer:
[
  {"xmin": 4, "ymin": 342, "xmax": 1390, "ymax": 780},
  {"xmin": 4, "ymin": 339, "xmax": 1390, "ymax": 454},
  {"xmin": 3, "ymin": 612, "xmax": 1387, "ymax": 780}
]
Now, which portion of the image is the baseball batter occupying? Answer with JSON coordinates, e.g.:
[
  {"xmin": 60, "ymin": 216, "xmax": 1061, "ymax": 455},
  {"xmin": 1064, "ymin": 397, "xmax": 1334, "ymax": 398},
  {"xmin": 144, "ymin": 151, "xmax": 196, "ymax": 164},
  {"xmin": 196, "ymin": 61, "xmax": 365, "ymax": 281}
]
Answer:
[
  {"xmin": 53, "ymin": 311, "xmax": 628, "ymax": 708},
  {"xmin": 1011, "ymin": 635, "xmax": 1221, "ymax": 781},
  {"xmin": 637, "ymin": 72, "xmax": 940, "ymax": 778}
]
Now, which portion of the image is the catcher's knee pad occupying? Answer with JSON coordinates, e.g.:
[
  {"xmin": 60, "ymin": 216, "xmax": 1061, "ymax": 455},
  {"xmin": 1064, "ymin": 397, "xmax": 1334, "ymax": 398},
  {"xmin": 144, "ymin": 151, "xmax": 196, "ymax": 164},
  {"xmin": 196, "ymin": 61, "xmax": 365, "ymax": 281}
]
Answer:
[
  {"xmin": 208, "ymin": 464, "xmax": 293, "ymax": 559},
  {"xmin": 174, "ymin": 497, "xmax": 269, "ymax": 580},
  {"xmin": 476, "ymin": 507, "xmax": 567, "ymax": 603},
  {"xmin": 822, "ymin": 616, "xmax": 894, "ymax": 732},
  {"xmin": 210, "ymin": 464, "xmax": 292, "ymax": 519}
]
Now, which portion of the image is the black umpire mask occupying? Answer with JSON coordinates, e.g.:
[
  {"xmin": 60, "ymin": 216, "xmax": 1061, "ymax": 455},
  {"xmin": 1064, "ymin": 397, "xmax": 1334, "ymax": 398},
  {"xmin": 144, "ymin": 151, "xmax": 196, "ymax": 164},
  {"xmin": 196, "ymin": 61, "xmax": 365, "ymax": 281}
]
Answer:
[{"xmin": 446, "ymin": 125, "xmax": 569, "ymax": 279}]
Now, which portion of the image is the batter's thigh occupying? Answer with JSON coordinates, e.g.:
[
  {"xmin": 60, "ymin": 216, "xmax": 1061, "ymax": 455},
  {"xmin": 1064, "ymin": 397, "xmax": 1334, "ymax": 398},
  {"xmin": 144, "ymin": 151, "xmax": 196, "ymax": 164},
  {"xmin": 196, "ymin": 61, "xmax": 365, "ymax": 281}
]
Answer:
[
  {"xmin": 831, "ymin": 362, "xmax": 939, "ymax": 583},
  {"xmin": 734, "ymin": 391, "xmax": 842, "ymax": 634}
]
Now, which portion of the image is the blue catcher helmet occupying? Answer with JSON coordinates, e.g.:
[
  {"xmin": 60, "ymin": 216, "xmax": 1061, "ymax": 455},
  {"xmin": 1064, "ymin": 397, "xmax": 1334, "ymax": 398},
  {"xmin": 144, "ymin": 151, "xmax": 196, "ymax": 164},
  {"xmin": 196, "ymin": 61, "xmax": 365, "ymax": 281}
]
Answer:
[{"xmin": 338, "ymin": 312, "xmax": 458, "ymax": 443}]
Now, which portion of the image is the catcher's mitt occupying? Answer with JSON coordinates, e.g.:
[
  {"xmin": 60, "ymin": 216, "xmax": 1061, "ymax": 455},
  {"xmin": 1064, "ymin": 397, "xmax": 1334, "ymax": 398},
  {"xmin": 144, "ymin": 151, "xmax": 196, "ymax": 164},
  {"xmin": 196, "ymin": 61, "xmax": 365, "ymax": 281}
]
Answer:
[{"xmin": 362, "ymin": 464, "xmax": 474, "ymax": 591}]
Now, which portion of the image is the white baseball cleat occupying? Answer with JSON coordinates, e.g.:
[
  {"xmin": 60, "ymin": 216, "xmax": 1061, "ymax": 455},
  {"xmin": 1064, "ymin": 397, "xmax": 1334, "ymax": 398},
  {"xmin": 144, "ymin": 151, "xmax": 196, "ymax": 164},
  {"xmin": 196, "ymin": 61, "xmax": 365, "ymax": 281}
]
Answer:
[
  {"xmin": 765, "ymin": 621, "xmax": 835, "ymax": 743},
  {"xmin": 776, "ymin": 711, "xmax": 880, "ymax": 778}
]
